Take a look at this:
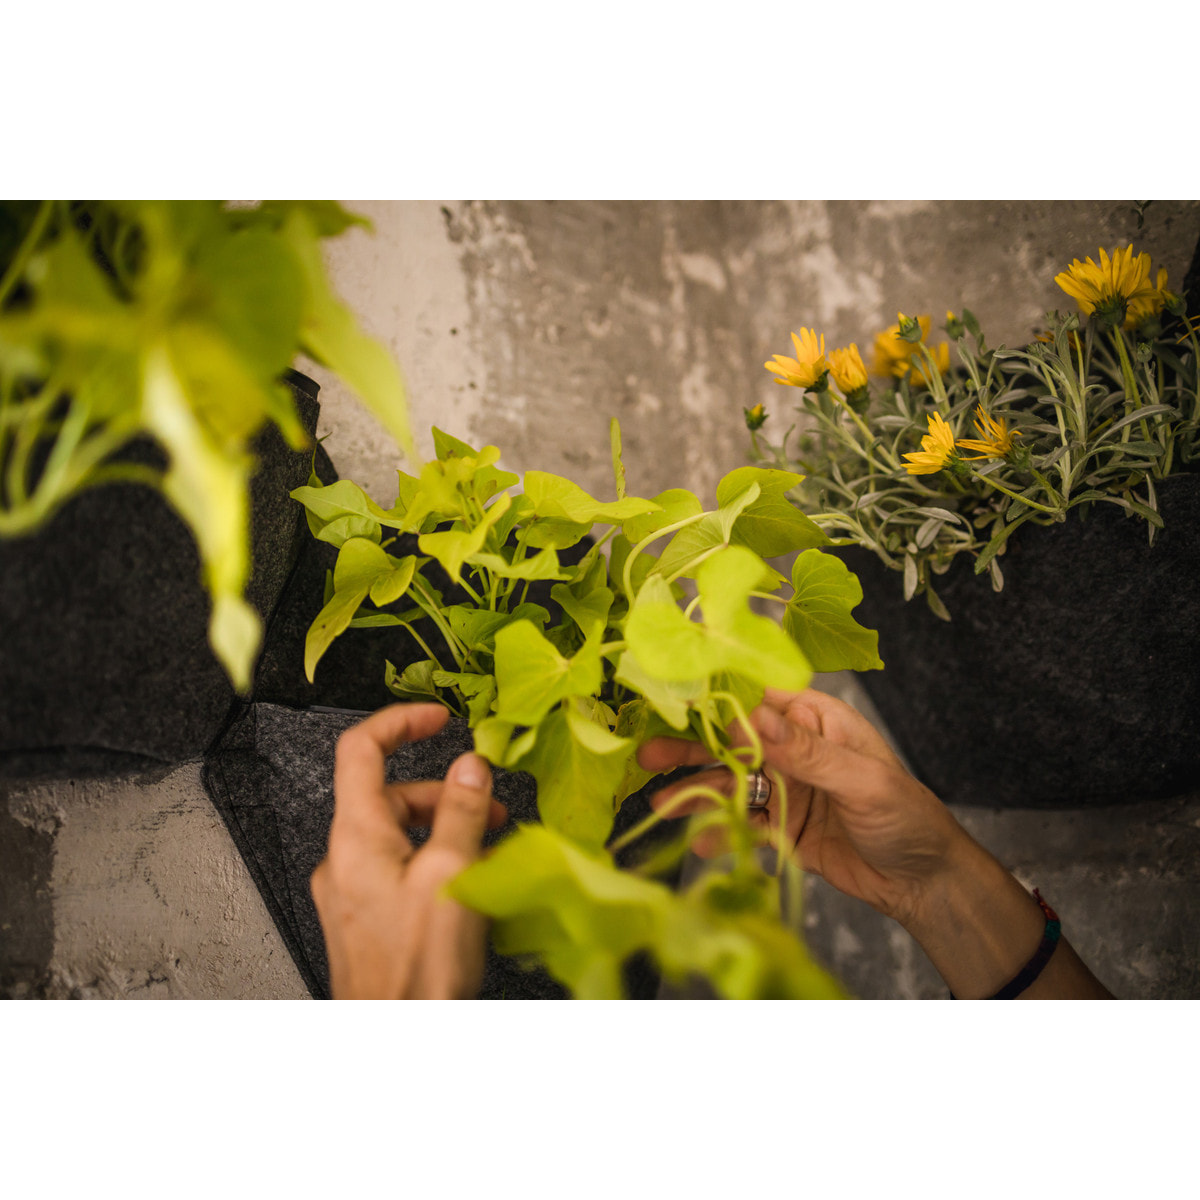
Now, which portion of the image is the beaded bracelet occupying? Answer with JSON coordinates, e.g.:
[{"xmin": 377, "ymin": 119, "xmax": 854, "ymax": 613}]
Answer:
[{"xmin": 951, "ymin": 888, "xmax": 1062, "ymax": 1000}]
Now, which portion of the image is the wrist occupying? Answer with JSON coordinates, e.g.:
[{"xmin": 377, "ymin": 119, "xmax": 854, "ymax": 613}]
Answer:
[{"xmin": 899, "ymin": 833, "xmax": 1046, "ymax": 1000}]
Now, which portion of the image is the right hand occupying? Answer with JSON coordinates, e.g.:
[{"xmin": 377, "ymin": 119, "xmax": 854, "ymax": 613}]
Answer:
[{"xmin": 639, "ymin": 687, "xmax": 967, "ymax": 926}]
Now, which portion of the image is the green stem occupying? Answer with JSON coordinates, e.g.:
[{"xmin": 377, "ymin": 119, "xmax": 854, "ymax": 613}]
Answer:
[
  {"xmin": 971, "ymin": 471, "xmax": 1060, "ymax": 516},
  {"xmin": 663, "ymin": 543, "xmax": 723, "ymax": 585},
  {"xmin": 0, "ymin": 200, "xmax": 54, "ymax": 310},
  {"xmin": 410, "ymin": 577, "xmax": 468, "ymax": 669},
  {"xmin": 1111, "ymin": 326, "xmax": 1151, "ymax": 445},
  {"xmin": 622, "ymin": 510, "xmax": 707, "ymax": 599}
]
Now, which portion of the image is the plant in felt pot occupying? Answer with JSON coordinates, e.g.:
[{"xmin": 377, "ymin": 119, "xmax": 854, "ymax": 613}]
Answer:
[
  {"xmin": 749, "ymin": 242, "xmax": 1200, "ymax": 807},
  {"xmin": 0, "ymin": 200, "xmax": 414, "ymax": 759},
  {"xmin": 293, "ymin": 421, "xmax": 885, "ymax": 998}
]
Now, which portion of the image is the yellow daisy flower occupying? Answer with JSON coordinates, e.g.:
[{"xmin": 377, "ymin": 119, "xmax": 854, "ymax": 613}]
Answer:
[
  {"xmin": 902, "ymin": 412, "xmax": 958, "ymax": 475},
  {"xmin": 1125, "ymin": 266, "xmax": 1172, "ymax": 329},
  {"xmin": 871, "ymin": 316, "xmax": 929, "ymax": 377},
  {"xmin": 828, "ymin": 344, "xmax": 869, "ymax": 395},
  {"xmin": 908, "ymin": 342, "xmax": 951, "ymax": 389},
  {"xmin": 957, "ymin": 406, "xmax": 1018, "ymax": 459},
  {"xmin": 765, "ymin": 328, "xmax": 827, "ymax": 389},
  {"xmin": 1054, "ymin": 245, "xmax": 1157, "ymax": 328},
  {"xmin": 869, "ymin": 315, "xmax": 950, "ymax": 386}
]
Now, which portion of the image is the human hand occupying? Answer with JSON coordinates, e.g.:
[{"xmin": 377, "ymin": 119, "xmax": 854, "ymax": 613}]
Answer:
[
  {"xmin": 639, "ymin": 687, "xmax": 966, "ymax": 926},
  {"xmin": 310, "ymin": 703, "xmax": 508, "ymax": 999}
]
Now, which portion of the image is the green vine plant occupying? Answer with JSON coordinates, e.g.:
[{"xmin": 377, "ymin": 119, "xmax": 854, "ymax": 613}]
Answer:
[
  {"xmin": 748, "ymin": 245, "xmax": 1200, "ymax": 619},
  {"xmin": 0, "ymin": 200, "xmax": 414, "ymax": 690},
  {"xmin": 294, "ymin": 421, "xmax": 884, "ymax": 998}
]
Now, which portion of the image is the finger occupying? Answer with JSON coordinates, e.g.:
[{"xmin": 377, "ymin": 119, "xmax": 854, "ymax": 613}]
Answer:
[
  {"xmin": 763, "ymin": 687, "xmax": 904, "ymax": 769},
  {"xmin": 333, "ymin": 704, "xmax": 450, "ymax": 835},
  {"xmin": 427, "ymin": 752, "xmax": 494, "ymax": 855},
  {"xmin": 752, "ymin": 702, "xmax": 888, "ymax": 800},
  {"xmin": 638, "ymin": 736, "xmax": 718, "ymax": 772},
  {"xmin": 384, "ymin": 780, "xmax": 509, "ymax": 830}
]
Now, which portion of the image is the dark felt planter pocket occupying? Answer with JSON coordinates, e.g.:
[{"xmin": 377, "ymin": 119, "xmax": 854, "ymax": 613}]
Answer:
[
  {"xmin": 0, "ymin": 371, "xmax": 323, "ymax": 762},
  {"xmin": 844, "ymin": 471, "xmax": 1200, "ymax": 808}
]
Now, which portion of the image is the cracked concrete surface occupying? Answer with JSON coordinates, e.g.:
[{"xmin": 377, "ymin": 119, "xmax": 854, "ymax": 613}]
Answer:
[
  {"xmin": 4, "ymin": 200, "xmax": 1199, "ymax": 999},
  {"xmin": 3, "ymin": 765, "xmax": 305, "ymax": 999}
]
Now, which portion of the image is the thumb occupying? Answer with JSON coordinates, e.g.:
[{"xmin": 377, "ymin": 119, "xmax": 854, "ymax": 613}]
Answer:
[{"xmin": 428, "ymin": 752, "xmax": 494, "ymax": 854}]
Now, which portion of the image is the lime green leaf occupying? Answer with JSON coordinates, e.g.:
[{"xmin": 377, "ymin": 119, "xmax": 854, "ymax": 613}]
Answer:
[
  {"xmin": 304, "ymin": 539, "xmax": 415, "ymax": 679},
  {"xmin": 141, "ymin": 344, "xmax": 259, "ymax": 693},
  {"xmin": 447, "ymin": 823, "xmax": 670, "ymax": 997},
  {"xmin": 622, "ymin": 487, "xmax": 703, "ymax": 545},
  {"xmin": 652, "ymin": 484, "xmax": 766, "ymax": 582},
  {"xmin": 716, "ymin": 466, "xmax": 829, "ymax": 557},
  {"xmin": 285, "ymin": 209, "xmax": 415, "ymax": 463},
  {"xmin": 523, "ymin": 470, "xmax": 660, "ymax": 525},
  {"xmin": 252, "ymin": 201, "xmax": 371, "ymax": 239},
  {"xmin": 610, "ymin": 417, "xmax": 626, "ymax": 500},
  {"xmin": 347, "ymin": 612, "xmax": 417, "ymax": 628},
  {"xmin": 305, "ymin": 584, "xmax": 370, "ymax": 681},
  {"xmin": 385, "ymin": 659, "xmax": 442, "ymax": 703},
  {"xmin": 473, "ymin": 716, "xmax": 516, "ymax": 765},
  {"xmin": 444, "ymin": 603, "xmax": 549, "ymax": 653},
  {"xmin": 625, "ymin": 546, "xmax": 811, "ymax": 692},
  {"xmin": 432, "ymin": 670, "xmax": 497, "ymax": 725},
  {"xmin": 469, "ymin": 547, "xmax": 570, "ymax": 581},
  {"xmin": 524, "ymin": 517, "xmax": 593, "ymax": 550},
  {"xmin": 613, "ymin": 652, "xmax": 696, "ymax": 731},
  {"xmin": 432, "ymin": 427, "xmax": 519, "ymax": 498},
  {"xmin": 418, "ymin": 493, "xmax": 511, "ymax": 582},
  {"xmin": 492, "ymin": 492, "xmax": 534, "ymax": 545},
  {"xmin": 369, "ymin": 554, "xmax": 416, "ymax": 606},
  {"xmin": 511, "ymin": 705, "xmax": 635, "ymax": 848},
  {"xmin": 448, "ymin": 822, "xmax": 845, "ymax": 998},
  {"xmin": 313, "ymin": 513, "xmax": 382, "ymax": 548},
  {"xmin": 783, "ymin": 550, "xmax": 883, "ymax": 672},
  {"xmin": 492, "ymin": 620, "xmax": 604, "ymax": 726},
  {"xmin": 550, "ymin": 583, "xmax": 613, "ymax": 642},
  {"xmin": 192, "ymin": 227, "xmax": 305, "ymax": 379},
  {"xmin": 210, "ymin": 595, "xmax": 264, "ymax": 698},
  {"xmin": 290, "ymin": 478, "xmax": 399, "ymax": 543},
  {"xmin": 333, "ymin": 536, "xmax": 405, "ymax": 593},
  {"xmin": 611, "ymin": 696, "xmax": 689, "ymax": 805}
]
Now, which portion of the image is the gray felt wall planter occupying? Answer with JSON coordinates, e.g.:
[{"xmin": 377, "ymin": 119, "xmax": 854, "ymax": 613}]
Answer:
[
  {"xmin": 0, "ymin": 371, "xmax": 323, "ymax": 763},
  {"xmin": 842, "ymin": 469, "xmax": 1200, "ymax": 808}
]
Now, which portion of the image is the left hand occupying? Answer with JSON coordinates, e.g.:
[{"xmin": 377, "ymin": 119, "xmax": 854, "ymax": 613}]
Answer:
[{"xmin": 310, "ymin": 703, "xmax": 508, "ymax": 999}]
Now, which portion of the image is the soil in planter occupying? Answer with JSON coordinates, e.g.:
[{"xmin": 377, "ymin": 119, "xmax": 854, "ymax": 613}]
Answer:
[{"xmin": 844, "ymin": 471, "xmax": 1200, "ymax": 808}]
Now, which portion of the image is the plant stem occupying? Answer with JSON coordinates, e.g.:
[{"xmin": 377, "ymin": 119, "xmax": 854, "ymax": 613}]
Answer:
[{"xmin": 0, "ymin": 200, "xmax": 54, "ymax": 310}]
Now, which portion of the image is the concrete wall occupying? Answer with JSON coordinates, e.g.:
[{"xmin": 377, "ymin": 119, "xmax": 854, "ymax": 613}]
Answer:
[{"xmin": 5, "ymin": 200, "xmax": 1199, "ymax": 999}]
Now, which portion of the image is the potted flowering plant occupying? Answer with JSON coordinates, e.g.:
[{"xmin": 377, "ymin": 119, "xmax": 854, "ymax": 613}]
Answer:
[
  {"xmin": 748, "ymin": 243, "xmax": 1200, "ymax": 807},
  {"xmin": 290, "ymin": 421, "xmax": 885, "ymax": 998}
]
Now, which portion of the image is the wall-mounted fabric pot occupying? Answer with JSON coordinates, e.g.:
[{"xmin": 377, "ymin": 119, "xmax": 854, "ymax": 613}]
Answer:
[
  {"xmin": 842, "ymin": 469, "xmax": 1200, "ymax": 808},
  {"xmin": 0, "ymin": 371, "xmax": 323, "ymax": 762}
]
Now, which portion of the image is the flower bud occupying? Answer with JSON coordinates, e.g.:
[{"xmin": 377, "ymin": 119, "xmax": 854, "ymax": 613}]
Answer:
[
  {"xmin": 897, "ymin": 312, "xmax": 924, "ymax": 343},
  {"xmin": 743, "ymin": 403, "xmax": 768, "ymax": 431},
  {"xmin": 945, "ymin": 310, "xmax": 965, "ymax": 340}
]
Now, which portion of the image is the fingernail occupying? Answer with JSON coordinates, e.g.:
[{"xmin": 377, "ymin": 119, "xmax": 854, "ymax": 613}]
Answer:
[
  {"xmin": 450, "ymin": 752, "xmax": 489, "ymax": 789},
  {"xmin": 755, "ymin": 705, "xmax": 790, "ymax": 744}
]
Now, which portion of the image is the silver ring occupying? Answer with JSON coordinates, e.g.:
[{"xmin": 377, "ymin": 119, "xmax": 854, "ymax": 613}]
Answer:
[{"xmin": 746, "ymin": 770, "xmax": 772, "ymax": 810}]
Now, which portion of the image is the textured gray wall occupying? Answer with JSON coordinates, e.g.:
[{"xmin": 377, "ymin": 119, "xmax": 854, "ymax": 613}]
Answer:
[{"xmin": 4, "ymin": 200, "xmax": 1199, "ymax": 999}]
